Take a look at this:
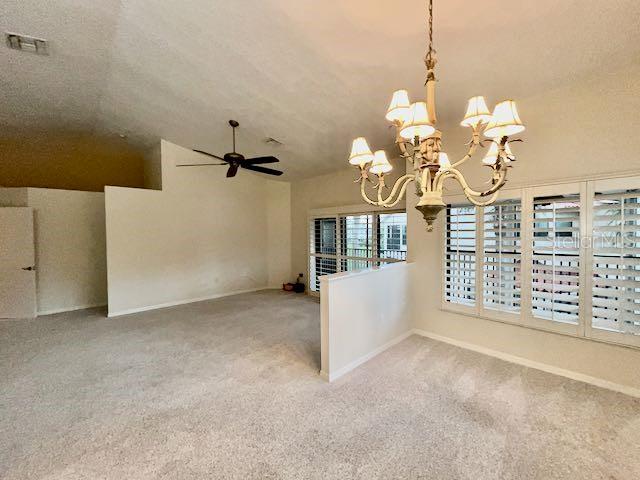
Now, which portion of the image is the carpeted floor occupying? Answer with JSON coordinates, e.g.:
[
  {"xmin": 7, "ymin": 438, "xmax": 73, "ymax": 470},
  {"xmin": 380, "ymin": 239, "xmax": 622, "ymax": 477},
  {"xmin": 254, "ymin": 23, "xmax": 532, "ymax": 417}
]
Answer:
[{"xmin": 1, "ymin": 290, "xmax": 639, "ymax": 479}]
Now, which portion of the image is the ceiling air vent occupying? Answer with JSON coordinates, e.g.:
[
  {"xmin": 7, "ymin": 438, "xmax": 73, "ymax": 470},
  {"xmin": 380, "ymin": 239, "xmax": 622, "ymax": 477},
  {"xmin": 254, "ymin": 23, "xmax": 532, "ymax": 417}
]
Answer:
[
  {"xmin": 5, "ymin": 33, "xmax": 49, "ymax": 55},
  {"xmin": 264, "ymin": 137, "xmax": 283, "ymax": 146}
]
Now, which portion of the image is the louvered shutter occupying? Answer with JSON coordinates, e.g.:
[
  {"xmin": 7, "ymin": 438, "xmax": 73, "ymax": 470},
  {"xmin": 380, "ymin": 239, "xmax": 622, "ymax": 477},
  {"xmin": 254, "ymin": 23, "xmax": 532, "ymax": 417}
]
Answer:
[
  {"xmin": 445, "ymin": 206, "xmax": 477, "ymax": 306},
  {"xmin": 531, "ymin": 195, "xmax": 581, "ymax": 324},
  {"xmin": 483, "ymin": 201, "xmax": 521, "ymax": 313},
  {"xmin": 309, "ymin": 211, "xmax": 407, "ymax": 293},
  {"xmin": 378, "ymin": 212, "xmax": 408, "ymax": 261},
  {"xmin": 341, "ymin": 214, "xmax": 374, "ymax": 271},
  {"xmin": 592, "ymin": 190, "xmax": 640, "ymax": 335},
  {"xmin": 309, "ymin": 218, "xmax": 337, "ymax": 292}
]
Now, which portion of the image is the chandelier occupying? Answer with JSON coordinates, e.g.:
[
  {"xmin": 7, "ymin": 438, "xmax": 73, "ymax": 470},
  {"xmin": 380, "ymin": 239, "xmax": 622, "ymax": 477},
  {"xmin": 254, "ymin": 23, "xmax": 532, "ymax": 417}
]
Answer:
[{"xmin": 348, "ymin": 0, "xmax": 525, "ymax": 231}]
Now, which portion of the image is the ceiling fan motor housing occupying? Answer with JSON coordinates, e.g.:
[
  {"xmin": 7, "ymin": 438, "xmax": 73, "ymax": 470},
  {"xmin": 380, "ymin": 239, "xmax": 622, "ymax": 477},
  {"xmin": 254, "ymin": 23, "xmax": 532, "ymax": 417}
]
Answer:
[{"xmin": 224, "ymin": 152, "xmax": 244, "ymax": 163}]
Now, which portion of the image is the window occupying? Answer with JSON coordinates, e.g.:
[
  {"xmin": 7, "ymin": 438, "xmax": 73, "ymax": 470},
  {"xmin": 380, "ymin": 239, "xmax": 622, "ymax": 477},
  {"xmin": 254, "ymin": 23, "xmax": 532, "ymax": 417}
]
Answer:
[
  {"xmin": 531, "ymin": 195, "xmax": 581, "ymax": 324},
  {"xmin": 309, "ymin": 211, "xmax": 407, "ymax": 292},
  {"xmin": 592, "ymin": 189, "xmax": 640, "ymax": 336},
  {"xmin": 379, "ymin": 212, "xmax": 408, "ymax": 260},
  {"xmin": 442, "ymin": 177, "xmax": 640, "ymax": 349},
  {"xmin": 310, "ymin": 218, "xmax": 338, "ymax": 291},
  {"xmin": 483, "ymin": 200, "xmax": 521, "ymax": 313},
  {"xmin": 340, "ymin": 214, "xmax": 374, "ymax": 272},
  {"xmin": 445, "ymin": 205, "xmax": 476, "ymax": 306}
]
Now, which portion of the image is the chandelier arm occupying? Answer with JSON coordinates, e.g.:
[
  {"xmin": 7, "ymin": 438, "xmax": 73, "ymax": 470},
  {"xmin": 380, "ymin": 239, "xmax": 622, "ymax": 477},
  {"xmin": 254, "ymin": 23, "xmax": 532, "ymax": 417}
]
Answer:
[
  {"xmin": 359, "ymin": 178, "xmax": 382, "ymax": 206},
  {"xmin": 433, "ymin": 169, "xmax": 456, "ymax": 192},
  {"xmin": 380, "ymin": 176, "xmax": 415, "ymax": 208},
  {"xmin": 450, "ymin": 128, "xmax": 482, "ymax": 169},
  {"xmin": 396, "ymin": 132, "xmax": 410, "ymax": 157},
  {"xmin": 464, "ymin": 190, "xmax": 500, "ymax": 207},
  {"xmin": 436, "ymin": 165, "xmax": 508, "ymax": 198},
  {"xmin": 378, "ymin": 174, "xmax": 415, "ymax": 205},
  {"xmin": 420, "ymin": 167, "xmax": 432, "ymax": 195},
  {"xmin": 398, "ymin": 141, "xmax": 408, "ymax": 157}
]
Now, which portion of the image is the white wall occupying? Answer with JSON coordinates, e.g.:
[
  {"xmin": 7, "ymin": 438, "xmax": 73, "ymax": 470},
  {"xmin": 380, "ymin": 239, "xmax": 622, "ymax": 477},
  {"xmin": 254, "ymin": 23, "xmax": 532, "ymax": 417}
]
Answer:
[
  {"xmin": 406, "ymin": 62, "xmax": 640, "ymax": 391},
  {"xmin": 105, "ymin": 140, "xmax": 291, "ymax": 316},
  {"xmin": 0, "ymin": 187, "xmax": 107, "ymax": 315},
  {"xmin": 267, "ymin": 182, "xmax": 292, "ymax": 287},
  {"xmin": 320, "ymin": 262, "xmax": 413, "ymax": 381}
]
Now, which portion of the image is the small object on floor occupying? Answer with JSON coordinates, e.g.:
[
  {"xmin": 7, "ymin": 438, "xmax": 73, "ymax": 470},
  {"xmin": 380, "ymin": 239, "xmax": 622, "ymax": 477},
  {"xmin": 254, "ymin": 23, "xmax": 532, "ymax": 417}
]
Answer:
[
  {"xmin": 293, "ymin": 273, "xmax": 305, "ymax": 293},
  {"xmin": 283, "ymin": 274, "xmax": 305, "ymax": 293}
]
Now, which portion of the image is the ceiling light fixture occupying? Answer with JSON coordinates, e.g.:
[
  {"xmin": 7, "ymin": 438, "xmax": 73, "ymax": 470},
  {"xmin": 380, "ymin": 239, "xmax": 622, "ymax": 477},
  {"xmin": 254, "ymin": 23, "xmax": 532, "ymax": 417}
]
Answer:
[{"xmin": 348, "ymin": 0, "xmax": 525, "ymax": 231}]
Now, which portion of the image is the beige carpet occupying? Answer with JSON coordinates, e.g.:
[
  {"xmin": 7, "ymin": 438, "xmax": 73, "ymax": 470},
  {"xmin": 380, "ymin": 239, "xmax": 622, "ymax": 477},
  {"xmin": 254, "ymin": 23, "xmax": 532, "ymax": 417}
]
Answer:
[{"xmin": 1, "ymin": 290, "xmax": 639, "ymax": 479}]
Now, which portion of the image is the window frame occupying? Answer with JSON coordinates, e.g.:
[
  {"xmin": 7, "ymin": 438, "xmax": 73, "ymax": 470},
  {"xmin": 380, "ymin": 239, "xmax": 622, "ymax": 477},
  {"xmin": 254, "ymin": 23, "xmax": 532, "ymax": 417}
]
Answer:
[
  {"xmin": 585, "ymin": 176, "xmax": 640, "ymax": 349},
  {"xmin": 441, "ymin": 175, "xmax": 640, "ymax": 350},
  {"xmin": 443, "ymin": 203, "xmax": 479, "ymax": 313},
  {"xmin": 308, "ymin": 206, "xmax": 407, "ymax": 296},
  {"xmin": 481, "ymin": 197, "xmax": 523, "ymax": 319},
  {"xmin": 524, "ymin": 182, "xmax": 584, "ymax": 337},
  {"xmin": 441, "ymin": 189, "xmax": 525, "ymax": 323}
]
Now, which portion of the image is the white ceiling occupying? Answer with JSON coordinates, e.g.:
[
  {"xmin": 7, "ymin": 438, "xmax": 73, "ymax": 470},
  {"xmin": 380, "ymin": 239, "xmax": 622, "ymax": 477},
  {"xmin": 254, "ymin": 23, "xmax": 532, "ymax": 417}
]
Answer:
[{"xmin": 2, "ymin": 0, "xmax": 639, "ymax": 179}]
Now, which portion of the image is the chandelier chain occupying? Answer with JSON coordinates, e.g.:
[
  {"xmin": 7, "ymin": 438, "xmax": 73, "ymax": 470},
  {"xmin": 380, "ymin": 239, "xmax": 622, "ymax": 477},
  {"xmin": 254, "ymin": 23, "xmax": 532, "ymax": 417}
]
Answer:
[
  {"xmin": 425, "ymin": 0, "xmax": 436, "ymax": 79},
  {"xmin": 428, "ymin": 0, "xmax": 433, "ymax": 57}
]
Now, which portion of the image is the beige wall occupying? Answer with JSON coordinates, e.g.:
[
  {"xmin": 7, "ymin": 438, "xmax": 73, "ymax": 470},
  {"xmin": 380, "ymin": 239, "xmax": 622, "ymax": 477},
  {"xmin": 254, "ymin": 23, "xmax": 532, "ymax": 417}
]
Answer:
[
  {"xmin": 267, "ymin": 182, "xmax": 293, "ymax": 287},
  {"xmin": 105, "ymin": 140, "xmax": 291, "ymax": 316},
  {"xmin": 426, "ymin": 62, "xmax": 640, "ymax": 196},
  {"xmin": 0, "ymin": 132, "xmax": 145, "ymax": 192},
  {"xmin": 0, "ymin": 187, "xmax": 107, "ymax": 314}
]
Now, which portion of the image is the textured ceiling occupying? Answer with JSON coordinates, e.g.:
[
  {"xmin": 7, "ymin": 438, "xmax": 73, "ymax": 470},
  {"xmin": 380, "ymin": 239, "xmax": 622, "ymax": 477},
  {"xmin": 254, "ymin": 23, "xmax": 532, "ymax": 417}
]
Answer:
[{"xmin": 2, "ymin": 0, "xmax": 639, "ymax": 179}]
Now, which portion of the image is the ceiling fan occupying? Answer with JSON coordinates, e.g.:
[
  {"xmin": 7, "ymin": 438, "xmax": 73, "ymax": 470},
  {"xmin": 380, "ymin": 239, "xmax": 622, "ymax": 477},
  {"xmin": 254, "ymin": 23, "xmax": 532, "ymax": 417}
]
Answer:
[{"xmin": 179, "ymin": 120, "xmax": 283, "ymax": 177}]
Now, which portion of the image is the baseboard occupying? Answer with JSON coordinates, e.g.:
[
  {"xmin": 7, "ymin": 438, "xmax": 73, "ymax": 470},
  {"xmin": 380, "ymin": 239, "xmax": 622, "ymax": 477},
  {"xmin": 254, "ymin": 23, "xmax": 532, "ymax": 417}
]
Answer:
[
  {"xmin": 107, "ymin": 287, "xmax": 268, "ymax": 317},
  {"xmin": 412, "ymin": 329, "xmax": 640, "ymax": 399},
  {"xmin": 38, "ymin": 303, "xmax": 107, "ymax": 316},
  {"xmin": 322, "ymin": 329, "xmax": 413, "ymax": 382}
]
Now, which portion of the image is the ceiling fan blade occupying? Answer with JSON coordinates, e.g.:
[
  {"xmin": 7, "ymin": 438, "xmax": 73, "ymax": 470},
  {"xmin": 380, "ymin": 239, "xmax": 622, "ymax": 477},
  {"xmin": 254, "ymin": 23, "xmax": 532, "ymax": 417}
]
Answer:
[
  {"xmin": 242, "ymin": 164, "xmax": 283, "ymax": 176},
  {"xmin": 242, "ymin": 156, "xmax": 279, "ymax": 165},
  {"xmin": 177, "ymin": 163, "xmax": 226, "ymax": 167},
  {"xmin": 193, "ymin": 149, "xmax": 226, "ymax": 161},
  {"xmin": 227, "ymin": 164, "xmax": 239, "ymax": 178}
]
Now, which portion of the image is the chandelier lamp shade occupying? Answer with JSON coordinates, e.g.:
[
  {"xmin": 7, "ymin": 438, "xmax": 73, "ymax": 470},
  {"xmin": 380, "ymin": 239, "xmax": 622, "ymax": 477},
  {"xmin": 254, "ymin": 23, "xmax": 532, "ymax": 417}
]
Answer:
[
  {"xmin": 348, "ymin": 137, "xmax": 375, "ymax": 166},
  {"xmin": 348, "ymin": 0, "xmax": 525, "ymax": 231}
]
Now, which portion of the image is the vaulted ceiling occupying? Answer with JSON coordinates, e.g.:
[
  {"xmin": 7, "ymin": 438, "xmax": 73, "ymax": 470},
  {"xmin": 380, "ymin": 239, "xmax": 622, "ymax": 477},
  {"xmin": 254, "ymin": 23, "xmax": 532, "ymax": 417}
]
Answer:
[{"xmin": 2, "ymin": 0, "xmax": 639, "ymax": 179}]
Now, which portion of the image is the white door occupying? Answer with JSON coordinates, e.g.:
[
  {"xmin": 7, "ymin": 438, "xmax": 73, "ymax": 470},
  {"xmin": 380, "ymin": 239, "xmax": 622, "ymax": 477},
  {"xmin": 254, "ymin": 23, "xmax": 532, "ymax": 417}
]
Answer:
[{"xmin": 0, "ymin": 208, "xmax": 37, "ymax": 318}]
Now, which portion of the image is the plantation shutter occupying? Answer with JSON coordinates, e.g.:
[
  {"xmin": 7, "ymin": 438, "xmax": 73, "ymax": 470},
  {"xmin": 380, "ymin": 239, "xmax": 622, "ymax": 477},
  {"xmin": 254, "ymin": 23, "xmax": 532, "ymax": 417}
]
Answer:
[
  {"xmin": 309, "ymin": 211, "xmax": 407, "ymax": 293},
  {"xmin": 445, "ymin": 205, "xmax": 477, "ymax": 306},
  {"xmin": 378, "ymin": 212, "xmax": 408, "ymax": 260},
  {"xmin": 309, "ymin": 218, "xmax": 337, "ymax": 292},
  {"xmin": 483, "ymin": 201, "xmax": 521, "ymax": 313},
  {"xmin": 341, "ymin": 214, "xmax": 375, "ymax": 271},
  {"xmin": 591, "ymin": 190, "xmax": 640, "ymax": 335},
  {"xmin": 531, "ymin": 194, "xmax": 581, "ymax": 324}
]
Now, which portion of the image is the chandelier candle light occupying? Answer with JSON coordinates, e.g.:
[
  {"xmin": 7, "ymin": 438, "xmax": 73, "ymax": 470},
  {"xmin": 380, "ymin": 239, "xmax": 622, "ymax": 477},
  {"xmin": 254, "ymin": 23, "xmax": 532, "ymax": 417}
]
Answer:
[{"xmin": 348, "ymin": 0, "xmax": 525, "ymax": 231}]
